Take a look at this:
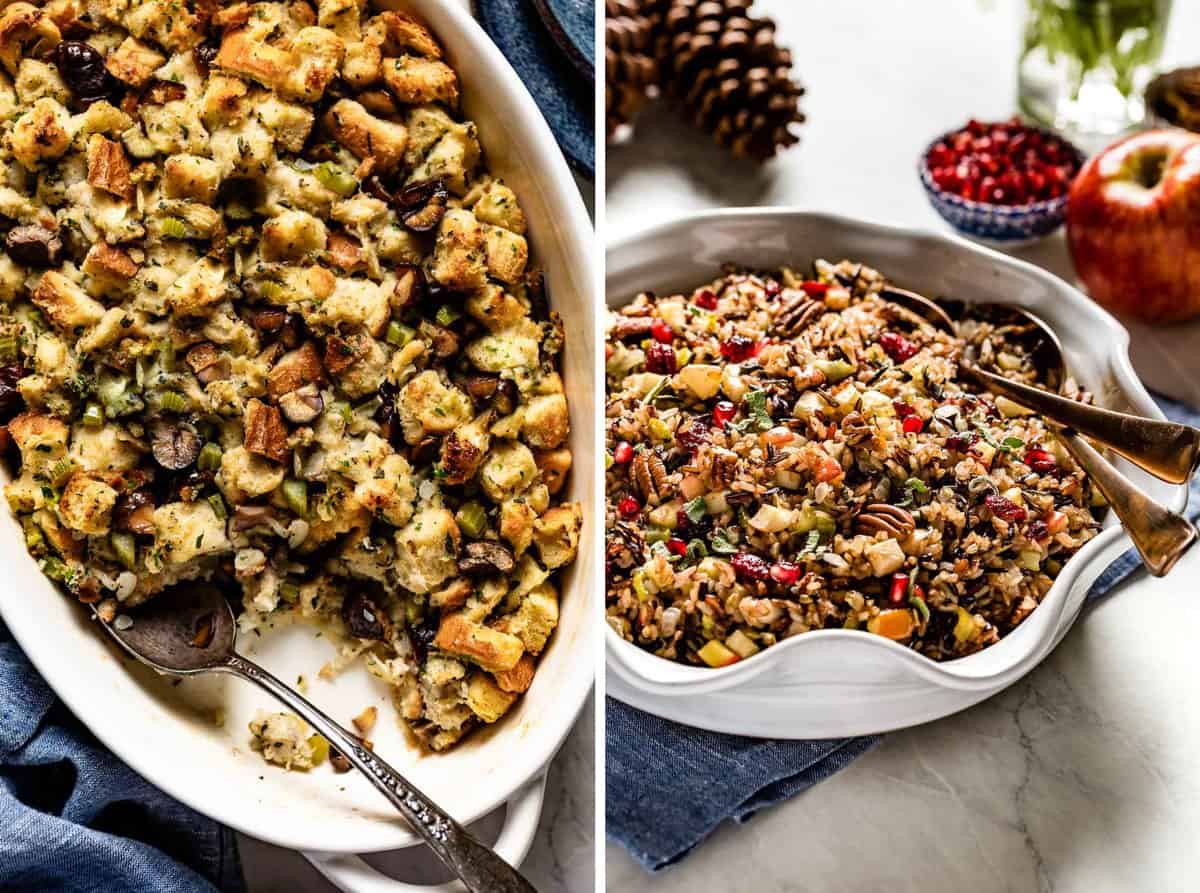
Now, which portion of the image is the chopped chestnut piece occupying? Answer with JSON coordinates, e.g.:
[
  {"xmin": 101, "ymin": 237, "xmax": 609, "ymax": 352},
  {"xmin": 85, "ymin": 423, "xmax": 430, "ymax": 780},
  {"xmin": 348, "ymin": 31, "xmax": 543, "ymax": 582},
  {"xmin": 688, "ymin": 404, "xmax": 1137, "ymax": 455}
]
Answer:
[
  {"xmin": 418, "ymin": 320, "xmax": 458, "ymax": 358},
  {"xmin": 392, "ymin": 263, "xmax": 426, "ymax": 309},
  {"xmin": 342, "ymin": 591, "xmax": 390, "ymax": 641},
  {"xmin": 231, "ymin": 504, "xmax": 275, "ymax": 532},
  {"xmin": 457, "ymin": 541, "xmax": 515, "ymax": 576},
  {"xmin": 494, "ymin": 379, "xmax": 518, "ymax": 415},
  {"xmin": 396, "ymin": 179, "xmax": 449, "ymax": 232},
  {"xmin": 278, "ymin": 384, "xmax": 324, "ymax": 424},
  {"xmin": 250, "ymin": 309, "xmax": 287, "ymax": 331},
  {"xmin": 151, "ymin": 422, "xmax": 202, "ymax": 471},
  {"xmin": 463, "ymin": 373, "xmax": 500, "ymax": 403},
  {"xmin": 6, "ymin": 226, "xmax": 63, "ymax": 269}
]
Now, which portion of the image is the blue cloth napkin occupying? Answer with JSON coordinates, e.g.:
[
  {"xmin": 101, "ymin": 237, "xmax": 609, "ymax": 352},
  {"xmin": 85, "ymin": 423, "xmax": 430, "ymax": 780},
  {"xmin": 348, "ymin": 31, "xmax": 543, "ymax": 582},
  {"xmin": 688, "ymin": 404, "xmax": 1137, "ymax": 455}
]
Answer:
[
  {"xmin": 608, "ymin": 392, "xmax": 1200, "ymax": 872},
  {"xmin": 0, "ymin": 621, "xmax": 245, "ymax": 893}
]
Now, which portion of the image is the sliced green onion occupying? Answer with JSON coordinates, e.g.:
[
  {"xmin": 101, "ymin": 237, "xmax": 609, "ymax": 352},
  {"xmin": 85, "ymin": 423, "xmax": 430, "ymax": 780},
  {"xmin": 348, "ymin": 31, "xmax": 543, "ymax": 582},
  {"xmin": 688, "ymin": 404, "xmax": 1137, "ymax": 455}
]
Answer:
[
  {"xmin": 282, "ymin": 479, "xmax": 307, "ymax": 517},
  {"xmin": 49, "ymin": 456, "xmax": 74, "ymax": 483},
  {"xmin": 198, "ymin": 441, "xmax": 222, "ymax": 472},
  {"xmin": 386, "ymin": 320, "xmax": 416, "ymax": 347},
  {"xmin": 455, "ymin": 501, "xmax": 487, "ymax": 539},
  {"xmin": 435, "ymin": 305, "xmax": 461, "ymax": 327},
  {"xmin": 313, "ymin": 161, "xmax": 358, "ymax": 197},
  {"xmin": 207, "ymin": 493, "xmax": 228, "ymax": 520},
  {"xmin": 159, "ymin": 217, "xmax": 189, "ymax": 239},
  {"xmin": 111, "ymin": 531, "xmax": 136, "ymax": 570},
  {"xmin": 81, "ymin": 402, "xmax": 104, "ymax": 428},
  {"xmin": 909, "ymin": 594, "xmax": 930, "ymax": 625},
  {"xmin": 160, "ymin": 391, "xmax": 187, "ymax": 413}
]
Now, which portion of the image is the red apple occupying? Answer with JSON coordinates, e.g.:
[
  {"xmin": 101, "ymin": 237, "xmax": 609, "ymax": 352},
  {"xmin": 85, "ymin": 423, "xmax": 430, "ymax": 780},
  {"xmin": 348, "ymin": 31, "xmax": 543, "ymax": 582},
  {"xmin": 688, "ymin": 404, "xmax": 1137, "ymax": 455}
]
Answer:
[{"xmin": 1066, "ymin": 129, "xmax": 1200, "ymax": 323}]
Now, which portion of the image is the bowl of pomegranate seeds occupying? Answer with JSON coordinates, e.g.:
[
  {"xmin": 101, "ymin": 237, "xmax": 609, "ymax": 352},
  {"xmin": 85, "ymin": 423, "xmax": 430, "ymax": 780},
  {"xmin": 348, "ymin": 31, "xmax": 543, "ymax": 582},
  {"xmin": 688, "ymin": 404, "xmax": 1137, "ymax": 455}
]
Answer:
[{"xmin": 921, "ymin": 117, "xmax": 1085, "ymax": 243}]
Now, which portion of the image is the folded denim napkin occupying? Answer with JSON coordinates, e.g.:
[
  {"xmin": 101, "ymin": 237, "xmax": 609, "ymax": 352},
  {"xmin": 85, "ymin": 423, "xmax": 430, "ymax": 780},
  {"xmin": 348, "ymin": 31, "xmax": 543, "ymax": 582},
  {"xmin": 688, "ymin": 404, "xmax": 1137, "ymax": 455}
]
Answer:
[
  {"xmin": 608, "ymin": 392, "xmax": 1200, "ymax": 872},
  {"xmin": 0, "ymin": 621, "xmax": 245, "ymax": 893}
]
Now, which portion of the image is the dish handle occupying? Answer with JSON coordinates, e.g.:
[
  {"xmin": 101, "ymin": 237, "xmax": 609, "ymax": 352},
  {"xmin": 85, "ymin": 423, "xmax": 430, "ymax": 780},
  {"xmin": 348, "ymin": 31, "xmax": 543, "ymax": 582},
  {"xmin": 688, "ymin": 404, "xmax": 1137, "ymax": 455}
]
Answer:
[{"xmin": 301, "ymin": 773, "xmax": 546, "ymax": 893}]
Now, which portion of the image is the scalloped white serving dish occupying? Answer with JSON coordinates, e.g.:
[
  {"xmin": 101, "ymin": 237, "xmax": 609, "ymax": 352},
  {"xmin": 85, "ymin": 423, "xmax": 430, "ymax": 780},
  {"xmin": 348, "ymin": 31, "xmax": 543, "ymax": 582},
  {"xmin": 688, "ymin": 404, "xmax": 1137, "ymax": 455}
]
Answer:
[
  {"xmin": 0, "ymin": 0, "xmax": 595, "ymax": 882},
  {"xmin": 606, "ymin": 209, "xmax": 1187, "ymax": 739}
]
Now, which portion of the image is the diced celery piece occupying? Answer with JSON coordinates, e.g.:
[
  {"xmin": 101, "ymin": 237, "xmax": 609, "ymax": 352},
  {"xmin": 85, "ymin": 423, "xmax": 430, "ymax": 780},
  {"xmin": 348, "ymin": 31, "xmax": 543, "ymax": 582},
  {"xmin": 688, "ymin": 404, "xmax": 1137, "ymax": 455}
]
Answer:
[
  {"xmin": 313, "ymin": 162, "xmax": 358, "ymax": 197},
  {"xmin": 306, "ymin": 734, "xmax": 330, "ymax": 765},
  {"xmin": 282, "ymin": 479, "xmax": 307, "ymax": 517},
  {"xmin": 197, "ymin": 442, "xmax": 222, "ymax": 472},
  {"xmin": 435, "ymin": 305, "xmax": 461, "ymax": 327},
  {"xmin": 207, "ymin": 493, "xmax": 228, "ymax": 520},
  {"xmin": 111, "ymin": 531, "xmax": 136, "ymax": 570},
  {"xmin": 455, "ymin": 501, "xmax": 487, "ymax": 539},
  {"xmin": 160, "ymin": 217, "xmax": 188, "ymax": 239},
  {"xmin": 1017, "ymin": 549, "xmax": 1042, "ymax": 571},
  {"xmin": 386, "ymin": 320, "xmax": 415, "ymax": 347},
  {"xmin": 160, "ymin": 391, "xmax": 187, "ymax": 413},
  {"xmin": 953, "ymin": 607, "xmax": 977, "ymax": 644},
  {"xmin": 81, "ymin": 402, "xmax": 104, "ymax": 428}
]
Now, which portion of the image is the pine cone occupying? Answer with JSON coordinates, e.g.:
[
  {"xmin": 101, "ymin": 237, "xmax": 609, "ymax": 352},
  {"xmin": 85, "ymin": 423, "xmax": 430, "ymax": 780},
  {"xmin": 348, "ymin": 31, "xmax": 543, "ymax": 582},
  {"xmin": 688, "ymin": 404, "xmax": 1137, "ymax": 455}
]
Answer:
[
  {"xmin": 651, "ymin": 0, "xmax": 805, "ymax": 162},
  {"xmin": 605, "ymin": 0, "xmax": 658, "ymax": 138}
]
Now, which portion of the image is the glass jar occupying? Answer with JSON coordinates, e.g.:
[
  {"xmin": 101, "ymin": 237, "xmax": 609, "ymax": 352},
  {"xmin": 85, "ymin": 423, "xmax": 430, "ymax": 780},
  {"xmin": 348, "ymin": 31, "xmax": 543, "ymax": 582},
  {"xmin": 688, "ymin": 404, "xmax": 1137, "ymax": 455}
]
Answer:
[{"xmin": 1018, "ymin": 0, "xmax": 1173, "ymax": 140}]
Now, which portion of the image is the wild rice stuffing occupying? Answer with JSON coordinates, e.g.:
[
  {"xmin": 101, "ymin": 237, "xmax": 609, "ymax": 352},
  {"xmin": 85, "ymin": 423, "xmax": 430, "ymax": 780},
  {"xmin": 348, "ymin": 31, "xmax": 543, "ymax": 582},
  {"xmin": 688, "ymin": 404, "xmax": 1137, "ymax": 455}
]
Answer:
[{"xmin": 605, "ymin": 260, "xmax": 1103, "ymax": 667}]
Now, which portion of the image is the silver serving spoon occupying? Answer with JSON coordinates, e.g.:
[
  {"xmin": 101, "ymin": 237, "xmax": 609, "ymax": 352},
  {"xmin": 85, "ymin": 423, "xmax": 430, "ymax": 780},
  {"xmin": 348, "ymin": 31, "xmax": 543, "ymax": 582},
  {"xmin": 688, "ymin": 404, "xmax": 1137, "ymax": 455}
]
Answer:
[
  {"xmin": 95, "ymin": 583, "xmax": 538, "ymax": 893},
  {"xmin": 879, "ymin": 286, "xmax": 1196, "ymax": 577}
]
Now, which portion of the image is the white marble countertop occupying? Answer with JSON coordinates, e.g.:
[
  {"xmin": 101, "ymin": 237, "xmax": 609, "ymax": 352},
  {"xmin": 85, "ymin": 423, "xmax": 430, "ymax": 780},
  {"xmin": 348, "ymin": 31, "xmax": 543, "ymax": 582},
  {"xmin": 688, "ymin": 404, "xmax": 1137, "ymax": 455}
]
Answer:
[{"xmin": 606, "ymin": 0, "xmax": 1200, "ymax": 890}]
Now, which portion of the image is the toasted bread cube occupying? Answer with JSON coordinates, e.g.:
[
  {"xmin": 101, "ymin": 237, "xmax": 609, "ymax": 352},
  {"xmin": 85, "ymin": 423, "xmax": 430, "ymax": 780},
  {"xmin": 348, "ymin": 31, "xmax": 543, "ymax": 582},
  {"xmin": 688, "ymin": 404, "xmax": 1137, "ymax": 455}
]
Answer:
[
  {"xmin": 8, "ymin": 411, "xmax": 68, "ymax": 475},
  {"xmin": 201, "ymin": 74, "xmax": 249, "ymax": 129},
  {"xmin": 316, "ymin": 0, "xmax": 360, "ymax": 37},
  {"xmin": 492, "ymin": 653, "xmax": 536, "ymax": 694},
  {"xmin": 243, "ymin": 398, "xmax": 289, "ymax": 463},
  {"xmin": 152, "ymin": 500, "xmax": 231, "ymax": 566},
  {"xmin": 439, "ymin": 412, "xmax": 492, "ymax": 486},
  {"xmin": 323, "ymin": 98, "xmax": 408, "ymax": 174},
  {"xmin": 57, "ymin": 473, "xmax": 118, "ymax": 535},
  {"xmin": 534, "ymin": 448, "xmax": 571, "ymax": 495},
  {"xmin": 403, "ymin": 103, "xmax": 454, "ymax": 167},
  {"xmin": 532, "ymin": 503, "xmax": 582, "ymax": 570},
  {"xmin": 430, "ymin": 209, "xmax": 486, "ymax": 290},
  {"xmin": 434, "ymin": 613, "xmax": 523, "ymax": 673},
  {"xmin": 521, "ymin": 393, "xmax": 569, "ymax": 451},
  {"xmin": 0, "ymin": 4, "xmax": 61, "ymax": 78},
  {"xmin": 216, "ymin": 30, "xmax": 290, "ymax": 89},
  {"xmin": 32, "ymin": 271, "xmax": 105, "ymax": 332},
  {"xmin": 164, "ymin": 257, "xmax": 229, "ymax": 317},
  {"xmin": 483, "ymin": 225, "xmax": 527, "ymax": 285},
  {"xmin": 217, "ymin": 445, "xmax": 285, "ymax": 503},
  {"xmin": 383, "ymin": 55, "xmax": 458, "ymax": 106},
  {"xmin": 267, "ymin": 342, "xmax": 324, "ymax": 398},
  {"xmin": 465, "ymin": 285, "xmax": 527, "ymax": 333},
  {"xmin": 394, "ymin": 506, "xmax": 460, "ymax": 594},
  {"xmin": 479, "ymin": 441, "xmax": 538, "ymax": 503},
  {"xmin": 121, "ymin": 0, "xmax": 201, "ymax": 52},
  {"xmin": 257, "ymin": 95, "xmax": 315, "ymax": 153},
  {"xmin": 262, "ymin": 209, "xmax": 328, "ymax": 261},
  {"xmin": 9, "ymin": 96, "xmax": 69, "ymax": 168},
  {"xmin": 499, "ymin": 498, "xmax": 535, "ymax": 556},
  {"xmin": 354, "ymin": 453, "xmax": 416, "ymax": 527},
  {"xmin": 342, "ymin": 36, "xmax": 382, "ymax": 87},
  {"xmin": 304, "ymin": 276, "xmax": 391, "ymax": 336},
  {"xmin": 502, "ymin": 582, "xmax": 559, "ymax": 655},
  {"xmin": 380, "ymin": 11, "xmax": 442, "ymax": 58},
  {"xmin": 409, "ymin": 122, "xmax": 479, "ymax": 195},
  {"xmin": 82, "ymin": 244, "xmax": 139, "ymax": 293},
  {"xmin": 162, "ymin": 154, "xmax": 222, "ymax": 204},
  {"xmin": 396, "ymin": 370, "xmax": 473, "ymax": 443},
  {"xmin": 15, "ymin": 58, "xmax": 69, "ymax": 105},
  {"xmin": 465, "ymin": 671, "xmax": 517, "ymax": 723},
  {"xmin": 472, "ymin": 180, "xmax": 526, "ymax": 234},
  {"xmin": 86, "ymin": 134, "xmax": 134, "ymax": 201},
  {"xmin": 429, "ymin": 578, "xmax": 472, "ymax": 611},
  {"xmin": 77, "ymin": 307, "xmax": 135, "ymax": 353},
  {"xmin": 280, "ymin": 27, "xmax": 345, "ymax": 102},
  {"xmin": 105, "ymin": 36, "xmax": 165, "ymax": 87}
]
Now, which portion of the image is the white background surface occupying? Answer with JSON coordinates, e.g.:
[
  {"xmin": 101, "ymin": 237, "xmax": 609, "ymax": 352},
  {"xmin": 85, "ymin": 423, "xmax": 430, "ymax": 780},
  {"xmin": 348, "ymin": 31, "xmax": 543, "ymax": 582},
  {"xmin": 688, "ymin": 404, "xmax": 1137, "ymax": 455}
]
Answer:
[{"xmin": 606, "ymin": 0, "xmax": 1200, "ymax": 890}]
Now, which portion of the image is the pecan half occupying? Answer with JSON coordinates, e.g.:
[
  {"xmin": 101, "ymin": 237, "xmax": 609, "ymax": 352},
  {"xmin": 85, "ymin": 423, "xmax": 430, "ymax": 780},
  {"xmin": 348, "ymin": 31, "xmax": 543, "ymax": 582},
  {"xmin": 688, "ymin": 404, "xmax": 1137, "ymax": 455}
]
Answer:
[
  {"xmin": 854, "ymin": 503, "xmax": 916, "ymax": 539},
  {"xmin": 609, "ymin": 316, "xmax": 654, "ymax": 340},
  {"xmin": 840, "ymin": 411, "xmax": 872, "ymax": 446},
  {"xmin": 709, "ymin": 448, "xmax": 740, "ymax": 488},
  {"xmin": 773, "ymin": 294, "xmax": 824, "ymax": 337},
  {"xmin": 631, "ymin": 449, "xmax": 668, "ymax": 505}
]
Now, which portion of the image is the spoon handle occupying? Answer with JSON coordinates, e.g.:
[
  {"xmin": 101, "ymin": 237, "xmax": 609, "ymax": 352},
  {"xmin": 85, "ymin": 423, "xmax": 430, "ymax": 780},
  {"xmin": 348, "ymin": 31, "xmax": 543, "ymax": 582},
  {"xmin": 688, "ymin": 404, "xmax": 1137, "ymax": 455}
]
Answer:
[
  {"xmin": 963, "ymin": 363, "xmax": 1200, "ymax": 485},
  {"xmin": 220, "ymin": 654, "xmax": 538, "ymax": 893},
  {"xmin": 1053, "ymin": 427, "xmax": 1196, "ymax": 577}
]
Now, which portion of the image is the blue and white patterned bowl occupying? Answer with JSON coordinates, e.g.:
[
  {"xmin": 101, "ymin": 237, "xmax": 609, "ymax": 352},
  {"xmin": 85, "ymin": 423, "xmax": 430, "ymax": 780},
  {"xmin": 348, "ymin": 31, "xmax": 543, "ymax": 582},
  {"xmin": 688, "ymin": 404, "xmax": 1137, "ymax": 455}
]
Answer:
[{"xmin": 919, "ymin": 128, "xmax": 1084, "ymax": 244}]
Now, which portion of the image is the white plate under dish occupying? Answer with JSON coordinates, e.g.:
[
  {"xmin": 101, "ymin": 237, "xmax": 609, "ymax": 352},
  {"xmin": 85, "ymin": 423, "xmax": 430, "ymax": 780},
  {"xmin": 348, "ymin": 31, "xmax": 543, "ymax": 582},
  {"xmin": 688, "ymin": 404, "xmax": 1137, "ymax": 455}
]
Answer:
[
  {"xmin": 605, "ymin": 209, "xmax": 1188, "ymax": 740},
  {"xmin": 0, "ymin": 1, "xmax": 595, "ymax": 889}
]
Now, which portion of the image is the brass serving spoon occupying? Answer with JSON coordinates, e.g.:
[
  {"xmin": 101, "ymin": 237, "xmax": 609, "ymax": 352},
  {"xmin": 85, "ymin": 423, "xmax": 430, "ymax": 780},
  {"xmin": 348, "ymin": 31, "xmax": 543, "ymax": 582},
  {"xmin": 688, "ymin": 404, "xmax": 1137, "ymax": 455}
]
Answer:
[
  {"xmin": 880, "ymin": 286, "xmax": 1196, "ymax": 577},
  {"xmin": 94, "ymin": 583, "xmax": 538, "ymax": 893}
]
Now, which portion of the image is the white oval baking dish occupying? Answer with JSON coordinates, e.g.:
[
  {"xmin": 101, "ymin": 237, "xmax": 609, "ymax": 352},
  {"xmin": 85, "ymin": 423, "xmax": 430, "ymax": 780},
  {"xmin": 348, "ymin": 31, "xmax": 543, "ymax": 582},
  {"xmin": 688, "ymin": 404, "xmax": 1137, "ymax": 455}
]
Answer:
[
  {"xmin": 605, "ymin": 208, "xmax": 1187, "ymax": 739},
  {"xmin": 0, "ymin": 0, "xmax": 595, "ymax": 885}
]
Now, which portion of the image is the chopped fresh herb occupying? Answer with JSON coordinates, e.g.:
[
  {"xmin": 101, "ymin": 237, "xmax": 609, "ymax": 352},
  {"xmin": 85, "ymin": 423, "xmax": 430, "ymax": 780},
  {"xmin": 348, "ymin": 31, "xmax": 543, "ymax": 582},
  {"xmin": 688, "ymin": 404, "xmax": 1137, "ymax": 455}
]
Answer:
[
  {"xmin": 743, "ymin": 390, "xmax": 773, "ymax": 431},
  {"xmin": 710, "ymin": 528, "xmax": 738, "ymax": 554},
  {"xmin": 798, "ymin": 529, "xmax": 822, "ymax": 556},
  {"xmin": 685, "ymin": 539, "xmax": 708, "ymax": 561},
  {"xmin": 683, "ymin": 497, "xmax": 707, "ymax": 524}
]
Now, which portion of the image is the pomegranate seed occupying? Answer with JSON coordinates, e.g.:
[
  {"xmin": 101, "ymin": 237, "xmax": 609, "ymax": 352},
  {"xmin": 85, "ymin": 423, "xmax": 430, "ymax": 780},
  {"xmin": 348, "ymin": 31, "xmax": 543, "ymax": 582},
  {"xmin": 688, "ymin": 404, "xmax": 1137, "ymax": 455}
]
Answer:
[
  {"xmin": 650, "ymin": 320, "xmax": 674, "ymax": 343},
  {"xmin": 618, "ymin": 496, "xmax": 641, "ymax": 519},
  {"xmin": 985, "ymin": 493, "xmax": 1027, "ymax": 523},
  {"xmin": 645, "ymin": 342, "xmax": 676, "ymax": 374},
  {"xmin": 720, "ymin": 335, "xmax": 757, "ymax": 363},
  {"xmin": 889, "ymin": 572, "xmax": 910, "ymax": 606},
  {"xmin": 712, "ymin": 401, "xmax": 736, "ymax": 426},
  {"xmin": 893, "ymin": 401, "xmax": 915, "ymax": 419},
  {"xmin": 667, "ymin": 537, "xmax": 687, "ymax": 557},
  {"xmin": 902, "ymin": 416, "xmax": 924, "ymax": 434},
  {"xmin": 770, "ymin": 561, "xmax": 801, "ymax": 585},
  {"xmin": 694, "ymin": 289, "xmax": 718, "ymax": 310},
  {"xmin": 764, "ymin": 280, "xmax": 781, "ymax": 299},
  {"xmin": 1025, "ymin": 448, "xmax": 1057, "ymax": 474},
  {"xmin": 613, "ymin": 441, "xmax": 633, "ymax": 464},
  {"xmin": 751, "ymin": 339, "xmax": 766, "ymax": 358},
  {"xmin": 731, "ymin": 552, "xmax": 770, "ymax": 583},
  {"xmin": 879, "ymin": 331, "xmax": 919, "ymax": 363},
  {"xmin": 800, "ymin": 280, "xmax": 830, "ymax": 297}
]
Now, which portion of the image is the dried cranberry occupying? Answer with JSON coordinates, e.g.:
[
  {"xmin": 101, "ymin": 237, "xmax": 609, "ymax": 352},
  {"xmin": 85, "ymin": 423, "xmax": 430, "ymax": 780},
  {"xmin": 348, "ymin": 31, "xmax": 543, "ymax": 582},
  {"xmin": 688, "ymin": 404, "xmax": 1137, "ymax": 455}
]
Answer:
[
  {"xmin": 889, "ymin": 572, "xmax": 910, "ymax": 605},
  {"xmin": 694, "ymin": 289, "xmax": 718, "ymax": 310},
  {"xmin": 618, "ymin": 496, "xmax": 641, "ymax": 519},
  {"xmin": 902, "ymin": 416, "xmax": 924, "ymax": 434},
  {"xmin": 666, "ymin": 537, "xmax": 687, "ymax": 557},
  {"xmin": 731, "ymin": 552, "xmax": 770, "ymax": 582},
  {"xmin": 613, "ymin": 441, "xmax": 634, "ymax": 464},
  {"xmin": 1024, "ymin": 448, "xmax": 1057, "ymax": 474},
  {"xmin": 645, "ymin": 342, "xmax": 677, "ymax": 375},
  {"xmin": 675, "ymin": 420, "xmax": 710, "ymax": 453},
  {"xmin": 1026, "ymin": 520, "xmax": 1050, "ymax": 541},
  {"xmin": 0, "ymin": 365, "xmax": 26, "ymax": 422},
  {"xmin": 770, "ymin": 561, "xmax": 801, "ymax": 585},
  {"xmin": 712, "ymin": 401, "xmax": 736, "ymax": 426},
  {"xmin": 945, "ymin": 431, "xmax": 978, "ymax": 452},
  {"xmin": 719, "ymin": 335, "xmax": 758, "ymax": 363},
  {"xmin": 893, "ymin": 401, "xmax": 915, "ymax": 419},
  {"xmin": 985, "ymin": 494, "xmax": 1027, "ymax": 523},
  {"xmin": 650, "ymin": 320, "xmax": 674, "ymax": 343},
  {"xmin": 879, "ymin": 331, "xmax": 919, "ymax": 363},
  {"xmin": 764, "ymin": 280, "xmax": 781, "ymax": 299}
]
